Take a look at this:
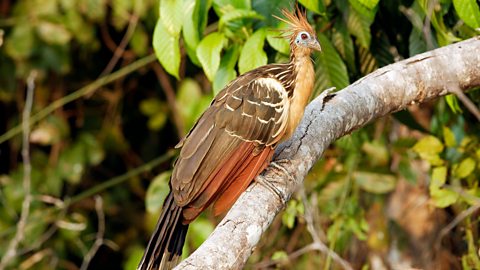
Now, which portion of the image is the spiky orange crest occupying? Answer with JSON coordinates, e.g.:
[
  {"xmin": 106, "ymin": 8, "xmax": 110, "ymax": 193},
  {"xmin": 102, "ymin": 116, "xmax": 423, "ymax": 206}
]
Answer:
[{"xmin": 274, "ymin": 6, "xmax": 316, "ymax": 41}]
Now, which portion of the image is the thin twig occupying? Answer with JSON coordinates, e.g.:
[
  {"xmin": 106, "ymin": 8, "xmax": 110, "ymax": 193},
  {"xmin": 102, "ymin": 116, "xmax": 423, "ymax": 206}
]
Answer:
[
  {"xmin": 99, "ymin": 14, "xmax": 139, "ymax": 78},
  {"xmin": 80, "ymin": 196, "xmax": 106, "ymax": 270},
  {"xmin": 0, "ymin": 54, "xmax": 157, "ymax": 144},
  {"xmin": 0, "ymin": 71, "xmax": 36, "ymax": 270},
  {"xmin": 300, "ymin": 188, "xmax": 353, "ymax": 270},
  {"xmin": 448, "ymin": 85, "xmax": 480, "ymax": 122}
]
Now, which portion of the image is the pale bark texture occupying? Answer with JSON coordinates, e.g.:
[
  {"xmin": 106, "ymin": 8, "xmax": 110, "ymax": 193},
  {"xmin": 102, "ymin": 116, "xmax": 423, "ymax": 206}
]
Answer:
[{"xmin": 176, "ymin": 37, "xmax": 480, "ymax": 269}]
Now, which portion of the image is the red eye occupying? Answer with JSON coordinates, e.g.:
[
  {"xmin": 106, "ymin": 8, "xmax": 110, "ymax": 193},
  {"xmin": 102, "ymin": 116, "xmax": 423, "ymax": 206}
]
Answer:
[{"xmin": 301, "ymin": 33, "xmax": 308, "ymax": 40}]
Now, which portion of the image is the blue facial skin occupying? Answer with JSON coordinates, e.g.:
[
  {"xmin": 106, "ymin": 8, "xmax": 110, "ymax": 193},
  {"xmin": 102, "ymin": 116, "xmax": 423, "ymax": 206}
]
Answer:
[{"xmin": 295, "ymin": 31, "xmax": 311, "ymax": 45}]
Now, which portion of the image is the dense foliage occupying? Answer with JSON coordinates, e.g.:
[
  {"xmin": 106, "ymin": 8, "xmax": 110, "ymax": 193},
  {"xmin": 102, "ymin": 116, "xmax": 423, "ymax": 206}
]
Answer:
[{"xmin": 0, "ymin": 0, "xmax": 479, "ymax": 269}]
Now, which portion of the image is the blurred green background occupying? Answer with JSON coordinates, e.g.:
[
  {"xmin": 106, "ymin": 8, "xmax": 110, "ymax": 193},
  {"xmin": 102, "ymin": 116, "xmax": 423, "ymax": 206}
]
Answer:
[{"xmin": 0, "ymin": 0, "xmax": 480, "ymax": 269}]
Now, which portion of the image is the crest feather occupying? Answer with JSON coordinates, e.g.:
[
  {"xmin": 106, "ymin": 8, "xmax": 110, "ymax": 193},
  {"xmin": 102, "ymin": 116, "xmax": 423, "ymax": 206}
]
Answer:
[{"xmin": 273, "ymin": 6, "xmax": 315, "ymax": 40}]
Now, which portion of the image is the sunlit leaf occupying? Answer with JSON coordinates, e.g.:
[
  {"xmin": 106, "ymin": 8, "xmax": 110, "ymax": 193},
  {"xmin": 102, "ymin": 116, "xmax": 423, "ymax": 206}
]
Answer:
[
  {"xmin": 357, "ymin": 0, "xmax": 379, "ymax": 9},
  {"xmin": 453, "ymin": 0, "xmax": 480, "ymax": 29},
  {"xmin": 431, "ymin": 188, "xmax": 459, "ymax": 208},
  {"xmin": 146, "ymin": 172, "xmax": 171, "ymax": 213},
  {"xmin": 197, "ymin": 32, "xmax": 225, "ymax": 81},
  {"xmin": 445, "ymin": 94, "xmax": 463, "ymax": 114},
  {"xmin": 219, "ymin": 9, "xmax": 263, "ymax": 31},
  {"xmin": 299, "ymin": 0, "xmax": 325, "ymax": 14},
  {"xmin": 358, "ymin": 44, "xmax": 377, "ymax": 75},
  {"xmin": 130, "ymin": 26, "xmax": 149, "ymax": 56},
  {"xmin": 188, "ymin": 217, "xmax": 214, "ymax": 247},
  {"xmin": 354, "ymin": 171, "xmax": 396, "ymax": 194},
  {"xmin": 430, "ymin": 166, "xmax": 447, "ymax": 191},
  {"xmin": 153, "ymin": 19, "xmax": 181, "ymax": 78},
  {"xmin": 454, "ymin": 158, "xmax": 476, "ymax": 179},
  {"xmin": 160, "ymin": 0, "xmax": 184, "ymax": 35},
  {"xmin": 239, "ymin": 29, "xmax": 267, "ymax": 74},
  {"xmin": 266, "ymin": 29, "xmax": 289, "ymax": 55},
  {"xmin": 213, "ymin": 46, "xmax": 239, "ymax": 94},
  {"xmin": 443, "ymin": 126, "xmax": 456, "ymax": 147}
]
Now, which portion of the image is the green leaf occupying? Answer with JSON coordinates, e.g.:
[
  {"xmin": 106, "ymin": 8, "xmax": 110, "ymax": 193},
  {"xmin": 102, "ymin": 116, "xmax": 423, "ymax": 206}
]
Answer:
[
  {"xmin": 431, "ymin": 188, "xmax": 459, "ymax": 208},
  {"xmin": 130, "ymin": 26, "xmax": 148, "ymax": 56},
  {"xmin": 298, "ymin": 0, "xmax": 325, "ymax": 14},
  {"xmin": 409, "ymin": 28, "xmax": 427, "ymax": 57},
  {"xmin": 430, "ymin": 166, "xmax": 447, "ymax": 191},
  {"xmin": 213, "ymin": 46, "xmax": 240, "ymax": 94},
  {"xmin": 346, "ymin": 6, "xmax": 372, "ymax": 48},
  {"xmin": 413, "ymin": 136, "xmax": 444, "ymax": 155},
  {"xmin": 146, "ymin": 172, "xmax": 171, "ymax": 213},
  {"xmin": 354, "ymin": 171, "xmax": 396, "ymax": 194},
  {"xmin": 183, "ymin": 0, "xmax": 211, "ymax": 65},
  {"xmin": 445, "ymin": 94, "xmax": 463, "ymax": 113},
  {"xmin": 160, "ymin": 0, "xmax": 184, "ymax": 35},
  {"xmin": 454, "ymin": 158, "xmax": 476, "ymax": 179},
  {"xmin": 239, "ymin": 29, "xmax": 267, "ymax": 74},
  {"xmin": 349, "ymin": 0, "xmax": 377, "ymax": 21},
  {"xmin": 453, "ymin": 0, "xmax": 480, "ymax": 29},
  {"xmin": 332, "ymin": 20, "xmax": 356, "ymax": 72},
  {"xmin": 357, "ymin": 0, "xmax": 379, "ymax": 9},
  {"xmin": 313, "ymin": 33, "xmax": 349, "ymax": 95},
  {"xmin": 413, "ymin": 135, "xmax": 445, "ymax": 165},
  {"xmin": 153, "ymin": 19, "xmax": 181, "ymax": 78},
  {"xmin": 271, "ymin": 251, "xmax": 289, "ymax": 261},
  {"xmin": 140, "ymin": 98, "xmax": 164, "ymax": 116},
  {"xmin": 188, "ymin": 218, "xmax": 214, "ymax": 248},
  {"xmin": 124, "ymin": 246, "xmax": 145, "ymax": 270},
  {"xmin": 4, "ymin": 23, "xmax": 35, "ymax": 60},
  {"xmin": 443, "ymin": 126, "xmax": 456, "ymax": 147},
  {"xmin": 252, "ymin": 0, "xmax": 291, "ymax": 27},
  {"xmin": 282, "ymin": 200, "xmax": 302, "ymax": 228},
  {"xmin": 358, "ymin": 44, "xmax": 377, "ymax": 75},
  {"xmin": 219, "ymin": 9, "xmax": 264, "ymax": 31},
  {"xmin": 197, "ymin": 32, "xmax": 225, "ymax": 81},
  {"xmin": 266, "ymin": 29, "xmax": 289, "ymax": 55},
  {"xmin": 177, "ymin": 78, "xmax": 211, "ymax": 131}
]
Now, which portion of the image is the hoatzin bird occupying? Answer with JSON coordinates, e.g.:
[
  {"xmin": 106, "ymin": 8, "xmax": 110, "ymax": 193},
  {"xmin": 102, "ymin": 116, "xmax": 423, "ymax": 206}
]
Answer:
[{"xmin": 138, "ymin": 7, "xmax": 321, "ymax": 270}]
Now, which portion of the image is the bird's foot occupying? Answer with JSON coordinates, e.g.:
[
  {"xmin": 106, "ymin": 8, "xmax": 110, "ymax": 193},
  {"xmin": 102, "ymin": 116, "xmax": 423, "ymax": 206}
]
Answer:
[
  {"xmin": 255, "ymin": 175, "xmax": 286, "ymax": 204},
  {"xmin": 270, "ymin": 159, "xmax": 295, "ymax": 183}
]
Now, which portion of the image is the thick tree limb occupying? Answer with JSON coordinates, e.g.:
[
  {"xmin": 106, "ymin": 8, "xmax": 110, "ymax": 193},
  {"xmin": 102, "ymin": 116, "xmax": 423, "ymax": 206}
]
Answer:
[{"xmin": 176, "ymin": 37, "xmax": 480, "ymax": 269}]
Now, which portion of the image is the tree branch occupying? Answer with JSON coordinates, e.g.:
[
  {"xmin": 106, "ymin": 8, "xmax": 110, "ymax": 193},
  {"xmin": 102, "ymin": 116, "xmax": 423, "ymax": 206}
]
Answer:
[{"xmin": 176, "ymin": 37, "xmax": 480, "ymax": 269}]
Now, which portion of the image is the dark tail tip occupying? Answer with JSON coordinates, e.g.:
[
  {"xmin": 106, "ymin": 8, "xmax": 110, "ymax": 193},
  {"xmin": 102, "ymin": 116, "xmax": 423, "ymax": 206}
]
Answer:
[{"xmin": 138, "ymin": 193, "xmax": 189, "ymax": 270}]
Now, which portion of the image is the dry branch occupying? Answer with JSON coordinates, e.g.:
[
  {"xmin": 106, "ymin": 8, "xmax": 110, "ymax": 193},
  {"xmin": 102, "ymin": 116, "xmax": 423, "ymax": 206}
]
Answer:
[{"xmin": 176, "ymin": 37, "xmax": 480, "ymax": 269}]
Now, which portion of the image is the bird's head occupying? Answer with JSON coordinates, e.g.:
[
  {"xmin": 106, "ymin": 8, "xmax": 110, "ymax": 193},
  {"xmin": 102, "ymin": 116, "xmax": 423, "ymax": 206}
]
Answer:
[{"xmin": 275, "ymin": 7, "xmax": 321, "ymax": 56}]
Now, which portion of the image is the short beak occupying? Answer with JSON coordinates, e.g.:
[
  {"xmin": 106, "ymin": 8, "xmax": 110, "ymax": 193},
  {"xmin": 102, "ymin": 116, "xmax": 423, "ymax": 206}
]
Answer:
[{"xmin": 308, "ymin": 39, "xmax": 322, "ymax": 51}]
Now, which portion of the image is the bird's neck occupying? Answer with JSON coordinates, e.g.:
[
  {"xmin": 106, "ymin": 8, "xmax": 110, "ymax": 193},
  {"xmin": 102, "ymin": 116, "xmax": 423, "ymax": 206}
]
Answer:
[{"xmin": 284, "ymin": 50, "xmax": 315, "ymax": 139}]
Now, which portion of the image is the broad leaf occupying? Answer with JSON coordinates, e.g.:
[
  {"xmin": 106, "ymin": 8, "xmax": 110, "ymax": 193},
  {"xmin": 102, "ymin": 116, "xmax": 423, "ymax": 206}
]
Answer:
[
  {"xmin": 431, "ymin": 188, "xmax": 459, "ymax": 208},
  {"xmin": 252, "ymin": 0, "xmax": 292, "ymax": 26},
  {"xmin": 146, "ymin": 172, "xmax": 171, "ymax": 213},
  {"xmin": 430, "ymin": 166, "xmax": 447, "ymax": 191},
  {"xmin": 153, "ymin": 19, "xmax": 181, "ymax": 78},
  {"xmin": 453, "ymin": 0, "xmax": 480, "ymax": 29},
  {"xmin": 354, "ymin": 171, "xmax": 396, "ymax": 194},
  {"xmin": 266, "ymin": 28, "xmax": 290, "ymax": 55},
  {"xmin": 239, "ymin": 29, "xmax": 267, "ymax": 74},
  {"xmin": 160, "ymin": 0, "xmax": 184, "ymax": 35},
  {"xmin": 346, "ymin": 6, "xmax": 372, "ymax": 48},
  {"xmin": 332, "ymin": 20, "xmax": 356, "ymax": 72},
  {"xmin": 298, "ymin": 0, "xmax": 325, "ymax": 14},
  {"xmin": 197, "ymin": 32, "xmax": 225, "ymax": 81},
  {"xmin": 314, "ymin": 33, "xmax": 349, "ymax": 96},
  {"xmin": 213, "ymin": 46, "xmax": 240, "ymax": 94},
  {"xmin": 358, "ymin": 0, "xmax": 379, "ymax": 9},
  {"xmin": 454, "ymin": 158, "xmax": 476, "ymax": 179}
]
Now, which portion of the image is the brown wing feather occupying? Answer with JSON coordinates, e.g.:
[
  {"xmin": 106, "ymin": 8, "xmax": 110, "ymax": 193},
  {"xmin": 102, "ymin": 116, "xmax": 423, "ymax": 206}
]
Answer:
[
  {"xmin": 213, "ymin": 145, "xmax": 275, "ymax": 216},
  {"xmin": 171, "ymin": 67, "xmax": 292, "ymax": 223}
]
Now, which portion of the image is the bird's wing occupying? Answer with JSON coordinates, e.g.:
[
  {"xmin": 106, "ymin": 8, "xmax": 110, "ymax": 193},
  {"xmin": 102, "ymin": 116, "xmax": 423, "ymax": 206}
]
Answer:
[{"xmin": 171, "ymin": 73, "xmax": 290, "ymax": 221}]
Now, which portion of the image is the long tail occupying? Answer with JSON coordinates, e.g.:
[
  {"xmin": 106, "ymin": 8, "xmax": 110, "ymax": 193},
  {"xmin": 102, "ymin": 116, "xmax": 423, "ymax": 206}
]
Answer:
[{"xmin": 138, "ymin": 192, "xmax": 189, "ymax": 270}]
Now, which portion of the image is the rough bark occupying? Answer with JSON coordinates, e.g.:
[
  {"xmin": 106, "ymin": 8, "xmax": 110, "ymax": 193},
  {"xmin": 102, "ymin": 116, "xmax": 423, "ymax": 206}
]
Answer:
[{"xmin": 176, "ymin": 37, "xmax": 480, "ymax": 269}]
